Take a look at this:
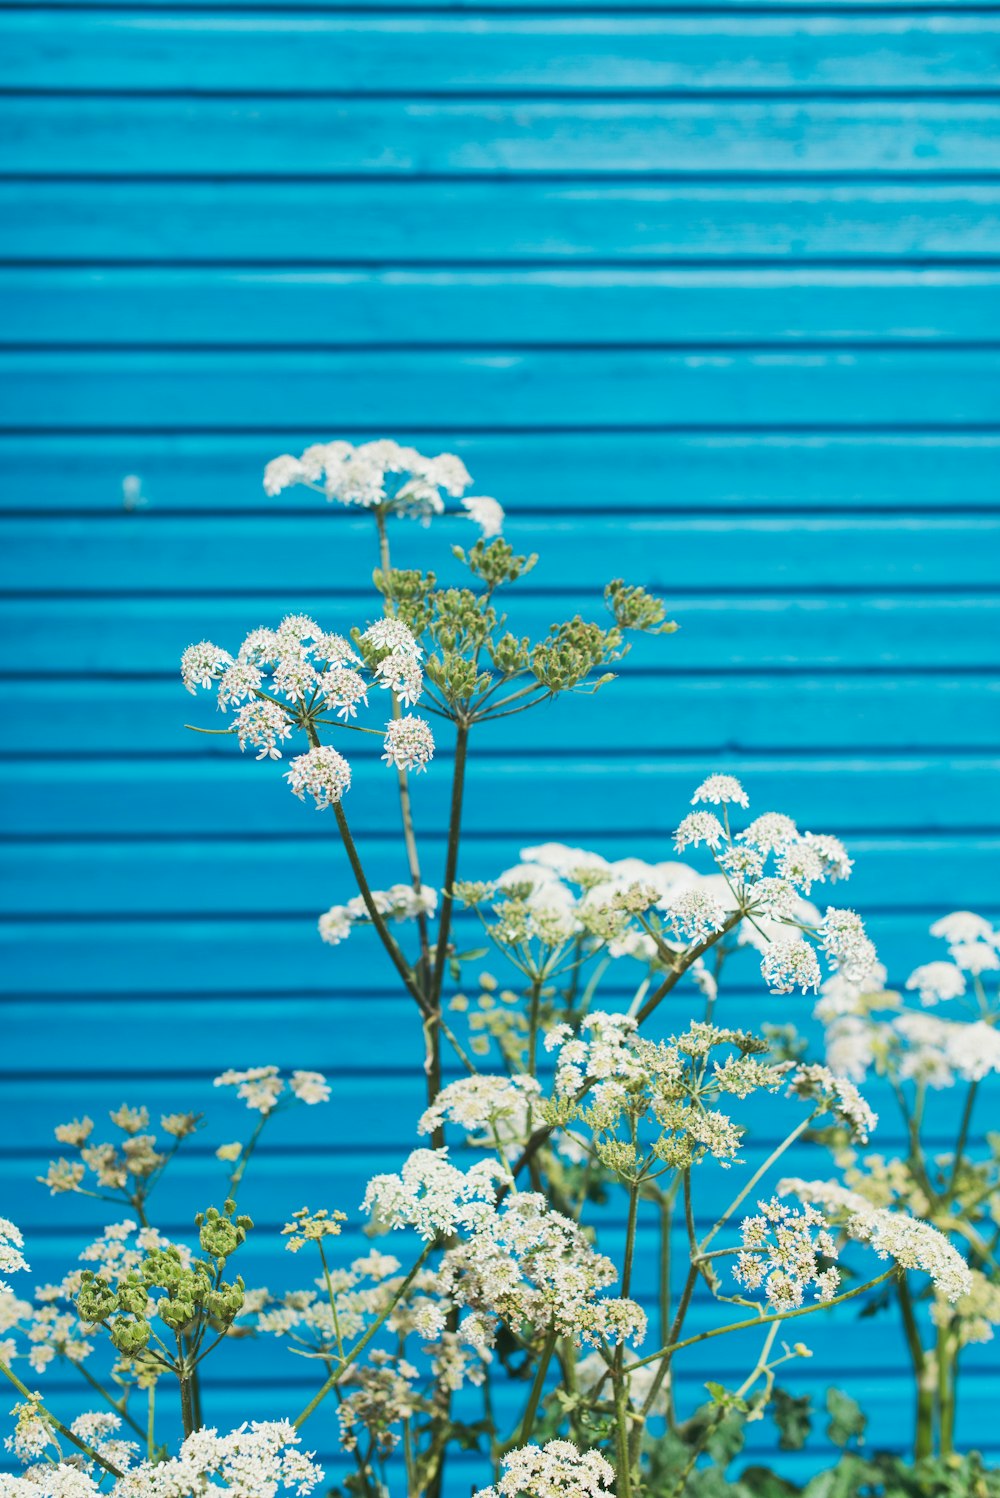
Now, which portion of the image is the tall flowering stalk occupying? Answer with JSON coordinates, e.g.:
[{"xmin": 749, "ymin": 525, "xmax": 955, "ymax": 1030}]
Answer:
[
  {"xmin": 787, "ymin": 911, "xmax": 1000, "ymax": 1462},
  {"xmin": 0, "ymin": 439, "xmax": 983, "ymax": 1496}
]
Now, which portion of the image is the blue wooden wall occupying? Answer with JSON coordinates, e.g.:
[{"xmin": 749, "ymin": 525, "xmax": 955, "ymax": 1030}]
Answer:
[{"xmin": 2, "ymin": 0, "xmax": 1000, "ymax": 1484}]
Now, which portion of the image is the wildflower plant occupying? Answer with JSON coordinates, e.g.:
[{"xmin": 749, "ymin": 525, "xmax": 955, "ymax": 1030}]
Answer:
[
  {"xmin": 781, "ymin": 910, "xmax": 1000, "ymax": 1465},
  {"xmin": 0, "ymin": 437, "xmax": 984, "ymax": 1496}
]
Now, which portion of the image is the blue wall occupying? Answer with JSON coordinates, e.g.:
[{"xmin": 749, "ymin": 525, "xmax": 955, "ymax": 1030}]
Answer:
[{"xmin": 1, "ymin": 0, "xmax": 1000, "ymax": 1483}]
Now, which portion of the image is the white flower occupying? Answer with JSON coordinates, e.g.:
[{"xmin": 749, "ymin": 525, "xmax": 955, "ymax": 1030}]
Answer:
[
  {"xmin": 418, "ymin": 1076, "xmax": 541, "ymax": 1144},
  {"xmin": 180, "ymin": 640, "xmax": 233, "ymax": 695},
  {"xmin": 214, "ymin": 1065, "xmax": 285, "ymax": 1114},
  {"xmin": 217, "ymin": 657, "xmax": 263, "ymax": 709},
  {"xmin": 780, "ymin": 1178, "xmax": 972, "ymax": 1303},
  {"xmin": 788, "ymin": 1064, "xmax": 878, "ymax": 1143},
  {"xmin": 739, "ymin": 813, "xmax": 799, "ymax": 852},
  {"xmin": 462, "ymin": 495, "xmax": 505, "ymax": 537},
  {"xmin": 822, "ymin": 1014, "xmax": 876, "ymax": 1083},
  {"xmin": 284, "ymin": 746, "xmax": 352, "ymax": 809},
  {"xmin": 930, "ymin": 911, "xmax": 995, "ymax": 945},
  {"xmin": 906, "ymin": 961, "xmax": 966, "ymax": 1006},
  {"xmin": 320, "ymin": 668, "xmax": 369, "ymax": 720},
  {"xmin": 362, "ymin": 618, "xmax": 422, "ymax": 660},
  {"xmin": 239, "ymin": 627, "xmax": 281, "ymax": 664},
  {"xmin": 819, "ymin": 908, "xmax": 880, "ymax": 986},
  {"xmin": 674, "ymin": 811, "xmax": 726, "ymax": 851},
  {"xmin": 661, "ymin": 887, "xmax": 727, "ymax": 944},
  {"xmin": 375, "ymin": 650, "xmax": 423, "ymax": 707},
  {"xmin": 318, "ymin": 905, "xmax": 352, "ymax": 946},
  {"xmin": 801, "ymin": 833, "xmax": 853, "ymax": 882},
  {"xmin": 382, "ymin": 716, "xmax": 435, "ymax": 773},
  {"xmin": 0, "ymin": 1219, "xmax": 28, "ymax": 1292},
  {"xmin": 114, "ymin": 1418, "xmax": 323, "ymax": 1497},
  {"xmin": 474, "ymin": 1440, "xmax": 616, "ymax": 1498},
  {"xmin": 290, "ymin": 1071, "xmax": 331, "ymax": 1105},
  {"xmin": 362, "ymin": 1149, "xmax": 503, "ymax": 1240},
  {"xmin": 691, "ymin": 774, "xmax": 749, "ymax": 808},
  {"xmin": 734, "ymin": 1197, "xmax": 840, "ymax": 1310},
  {"xmin": 761, "ymin": 937, "xmax": 822, "ymax": 995},
  {"xmin": 263, "ymin": 453, "xmax": 309, "ymax": 495},
  {"xmin": 272, "ymin": 651, "xmax": 318, "ymax": 703},
  {"xmin": 950, "ymin": 941, "xmax": 1000, "ymax": 975},
  {"xmin": 234, "ymin": 700, "xmax": 294, "ymax": 761}
]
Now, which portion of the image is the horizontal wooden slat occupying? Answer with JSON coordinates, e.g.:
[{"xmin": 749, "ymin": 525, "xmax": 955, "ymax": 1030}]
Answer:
[
  {"xmin": 0, "ymin": 913, "xmax": 974, "ymax": 994},
  {"xmin": 1, "ymin": 756, "xmax": 995, "ymax": 837},
  {"xmin": 2, "ymin": 835, "xmax": 995, "ymax": 915},
  {"xmin": 5, "ymin": 12, "xmax": 1000, "ymax": 92},
  {"xmin": 6, "ymin": 674, "xmax": 999, "ymax": 754},
  {"xmin": 5, "ymin": 181, "xmax": 1000, "ymax": 262},
  {"xmin": 2, "ymin": 434, "xmax": 999, "ymax": 513},
  {"xmin": 6, "ymin": 595, "xmax": 1000, "ymax": 670},
  {"xmin": 4, "ymin": 350, "xmax": 1000, "ymax": 429},
  {"xmin": 5, "ymin": 514, "xmax": 999, "ymax": 590},
  {"xmin": 6, "ymin": 266, "xmax": 1000, "ymax": 345},
  {"xmin": 4, "ymin": 98, "xmax": 1000, "ymax": 176},
  {"xmin": 0, "ymin": 1064, "xmax": 975, "ymax": 1150}
]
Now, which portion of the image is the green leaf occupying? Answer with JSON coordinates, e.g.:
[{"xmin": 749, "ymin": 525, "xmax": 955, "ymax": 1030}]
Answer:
[
  {"xmin": 772, "ymin": 1388, "xmax": 813, "ymax": 1451},
  {"xmin": 825, "ymin": 1388, "xmax": 866, "ymax": 1450}
]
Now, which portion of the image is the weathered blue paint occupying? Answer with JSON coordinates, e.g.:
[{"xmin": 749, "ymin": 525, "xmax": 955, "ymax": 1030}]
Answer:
[{"xmin": 1, "ymin": 2, "xmax": 999, "ymax": 1480}]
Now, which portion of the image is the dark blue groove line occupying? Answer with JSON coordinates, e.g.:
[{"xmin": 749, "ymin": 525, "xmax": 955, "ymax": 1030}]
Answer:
[
  {"xmin": 8, "ymin": 339, "xmax": 1000, "ymax": 352},
  {"xmin": 6, "ymin": 507, "xmax": 1000, "ymax": 522},
  {"xmin": 0, "ymin": 897, "xmax": 967, "ymax": 921},
  {"xmin": 9, "ymin": 169, "xmax": 1000, "ymax": 184},
  {"xmin": 6, "ymin": 823, "xmax": 1000, "ymax": 842},
  {"xmin": 5, "ymin": 742, "xmax": 1000, "ymax": 761},
  {"xmin": 5, "ymin": 587, "xmax": 1000, "ymax": 603},
  {"xmin": 10, "ymin": 665, "xmax": 1000, "ymax": 680},
  {"xmin": 7, "ymin": 86, "xmax": 1000, "ymax": 100},
  {"xmin": 8, "ymin": 258, "xmax": 1000, "ymax": 272},
  {"xmin": 6, "ymin": 423, "xmax": 1000, "ymax": 438},
  {"xmin": 5, "ymin": 2, "xmax": 1000, "ymax": 14}
]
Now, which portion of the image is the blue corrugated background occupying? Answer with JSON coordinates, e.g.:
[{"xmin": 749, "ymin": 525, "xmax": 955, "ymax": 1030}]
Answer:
[{"xmin": 1, "ymin": 0, "xmax": 1000, "ymax": 1484}]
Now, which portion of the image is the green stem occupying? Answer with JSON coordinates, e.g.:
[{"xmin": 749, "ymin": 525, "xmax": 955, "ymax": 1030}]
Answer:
[
  {"xmin": 72, "ymin": 1359, "xmax": 147, "ymax": 1440},
  {"xmin": 700, "ymin": 1114, "xmax": 815, "ymax": 1255},
  {"xmin": 897, "ymin": 1273, "xmax": 934, "ymax": 1460},
  {"xmin": 519, "ymin": 1326, "xmax": 559, "ymax": 1445},
  {"xmin": 0, "ymin": 1358, "xmax": 125, "ymax": 1479},
  {"xmin": 634, "ymin": 911, "xmax": 744, "ymax": 1025},
  {"xmin": 627, "ymin": 1269, "xmax": 897, "ymax": 1375},
  {"xmin": 294, "ymin": 1244, "xmax": 432, "ymax": 1429},
  {"xmin": 430, "ymin": 720, "xmax": 470, "ymax": 1009},
  {"xmin": 332, "ymin": 798, "xmax": 427, "ymax": 1013}
]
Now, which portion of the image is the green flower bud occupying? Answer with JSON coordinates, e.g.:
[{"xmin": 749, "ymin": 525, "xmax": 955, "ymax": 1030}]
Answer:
[
  {"xmin": 76, "ymin": 1274, "xmax": 117, "ymax": 1324},
  {"xmin": 115, "ymin": 1274, "xmax": 149, "ymax": 1317},
  {"xmin": 159, "ymin": 1296, "xmax": 196, "ymax": 1330},
  {"xmin": 110, "ymin": 1316, "xmax": 152, "ymax": 1355}
]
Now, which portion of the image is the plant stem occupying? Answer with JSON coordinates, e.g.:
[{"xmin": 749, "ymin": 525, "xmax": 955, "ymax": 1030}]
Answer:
[
  {"xmin": 634, "ymin": 912, "xmax": 745, "ymax": 1025},
  {"xmin": 0, "ymin": 1358, "xmax": 125, "ymax": 1479},
  {"xmin": 699, "ymin": 1114, "xmax": 815, "ymax": 1255},
  {"xmin": 430, "ymin": 720, "xmax": 470, "ymax": 1009},
  {"xmin": 332, "ymin": 799, "xmax": 428, "ymax": 1013},
  {"xmin": 626, "ymin": 1269, "xmax": 897, "ymax": 1374},
  {"xmin": 519, "ymin": 1326, "xmax": 559, "ymax": 1445},
  {"xmin": 294, "ymin": 1244, "xmax": 432, "ymax": 1428},
  {"xmin": 897, "ymin": 1272, "xmax": 933, "ymax": 1460}
]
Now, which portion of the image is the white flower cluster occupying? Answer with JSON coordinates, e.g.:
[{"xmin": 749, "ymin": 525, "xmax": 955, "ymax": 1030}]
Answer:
[
  {"xmin": 0, "ymin": 1218, "xmax": 28, "ymax": 1294},
  {"xmin": 417, "ymin": 1074, "xmax": 541, "ymax": 1148},
  {"xmin": 181, "ymin": 615, "xmax": 435, "ymax": 801},
  {"xmin": 213, "ymin": 1065, "xmax": 331, "ymax": 1114},
  {"xmin": 438, "ymin": 1191, "xmax": 646, "ymax": 1350},
  {"xmin": 788, "ymin": 1064, "xmax": 878, "ymax": 1143},
  {"xmin": 734, "ymin": 1197, "xmax": 840, "ymax": 1310},
  {"xmin": 462, "ymin": 779, "xmax": 875, "ymax": 1005},
  {"xmin": 780, "ymin": 1179, "xmax": 972, "ymax": 1303},
  {"xmin": 817, "ymin": 910, "xmax": 1000, "ymax": 1087},
  {"xmin": 318, "ymin": 882, "xmax": 438, "ymax": 948},
  {"xmin": 473, "ymin": 1440, "xmax": 616, "ymax": 1498},
  {"xmin": 262, "ymin": 438, "xmax": 503, "ymax": 535},
  {"xmin": 8, "ymin": 1419, "xmax": 323, "ymax": 1497},
  {"xmin": 362, "ymin": 1148, "xmax": 504, "ymax": 1240}
]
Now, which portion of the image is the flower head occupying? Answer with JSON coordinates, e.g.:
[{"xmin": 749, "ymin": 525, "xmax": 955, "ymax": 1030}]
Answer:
[
  {"xmin": 284, "ymin": 746, "xmax": 352, "ymax": 809},
  {"xmin": 382, "ymin": 716, "xmax": 435, "ymax": 773},
  {"xmin": 691, "ymin": 774, "xmax": 749, "ymax": 808}
]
